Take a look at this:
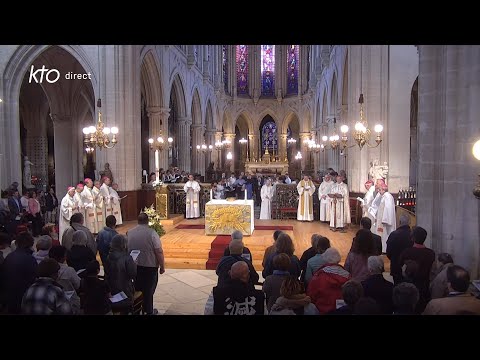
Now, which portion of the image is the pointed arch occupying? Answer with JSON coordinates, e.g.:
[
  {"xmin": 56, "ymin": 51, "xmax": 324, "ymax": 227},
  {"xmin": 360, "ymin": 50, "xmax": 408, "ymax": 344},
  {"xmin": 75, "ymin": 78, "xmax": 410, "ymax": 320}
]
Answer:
[
  {"xmin": 191, "ymin": 88, "xmax": 202, "ymax": 125},
  {"xmin": 205, "ymin": 100, "xmax": 214, "ymax": 130},
  {"xmin": 169, "ymin": 73, "xmax": 187, "ymax": 118},
  {"xmin": 140, "ymin": 50, "xmax": 163, "ymax": 108}
]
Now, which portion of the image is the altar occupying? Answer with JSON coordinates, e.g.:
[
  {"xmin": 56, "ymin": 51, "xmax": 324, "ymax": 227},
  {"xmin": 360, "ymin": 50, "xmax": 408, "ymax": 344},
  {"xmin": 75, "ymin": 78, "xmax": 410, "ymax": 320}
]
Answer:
[{"xmin": 205, "ymin": 199, "xmax": 255, "ymax": 236}]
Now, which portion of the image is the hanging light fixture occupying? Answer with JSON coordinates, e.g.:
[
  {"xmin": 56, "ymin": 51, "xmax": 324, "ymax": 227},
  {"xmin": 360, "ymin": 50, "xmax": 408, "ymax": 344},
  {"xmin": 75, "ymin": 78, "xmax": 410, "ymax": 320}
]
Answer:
[{"xmin": 82, "ymin": 98, "xmax": 119, "ymax": 150}]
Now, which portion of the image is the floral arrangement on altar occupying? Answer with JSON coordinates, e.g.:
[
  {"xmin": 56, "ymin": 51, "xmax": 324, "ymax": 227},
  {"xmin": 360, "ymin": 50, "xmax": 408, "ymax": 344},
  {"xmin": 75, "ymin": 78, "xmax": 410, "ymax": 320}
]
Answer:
[
  {"xmin": 152, "ymin": 179, "xmax": 164, "ymax": 188},
  {"xmin": 143, "ymin": 204, "xmax": 166, "ymax": 237}
]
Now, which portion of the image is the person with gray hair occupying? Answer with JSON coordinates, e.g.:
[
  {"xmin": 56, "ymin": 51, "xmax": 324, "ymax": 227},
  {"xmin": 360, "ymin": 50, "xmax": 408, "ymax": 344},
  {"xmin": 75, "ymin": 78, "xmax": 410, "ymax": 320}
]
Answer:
[
  {"xmin": 61, "ymin": 212, "xmax": 97, "ymax": 255},
  {"xmin": 306, "ymin": 247, "xmax": 351, "ymax": 314},
  {"xmin": 393, "ymin": 282, "xmax": 419, "ymax": 315},
  {"xmin": 105, "ymin": 234, "xmax": 137, "ymax": 313},
  {"xmin": 361, "ymin": 256, "xmax": 394, "ymax": 314},
  {"xmin": 430, "ymin": 253, "xmax": 455, "ymax": 299},
  {"xmin": 299, "ymin": 234, "xmax": 322, "ymax": 284},
  {"xmin": 386, "ymin": 213, "xmax": 412, "ymax": 284},
  {"xmin": 223, "ymin": 230, "xmax": 253, "ymax": 261},
  {"xmin": 216, "ymin": 238, "xmax": 259, "ymax": 287},
  {"xmin": 33, "ymin": 235, "xmax": 53, "ymax": 264},
  {"xmin": 66, "ymin": 230, "xmax": 95, "ymax": 272}
]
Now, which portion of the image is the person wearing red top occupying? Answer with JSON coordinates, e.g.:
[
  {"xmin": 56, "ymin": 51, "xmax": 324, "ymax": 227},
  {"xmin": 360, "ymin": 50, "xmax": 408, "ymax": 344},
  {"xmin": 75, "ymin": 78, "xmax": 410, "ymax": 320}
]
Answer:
[{"xmin": 306, "ymin": 247, "xmax": 351, "ymax": 314}]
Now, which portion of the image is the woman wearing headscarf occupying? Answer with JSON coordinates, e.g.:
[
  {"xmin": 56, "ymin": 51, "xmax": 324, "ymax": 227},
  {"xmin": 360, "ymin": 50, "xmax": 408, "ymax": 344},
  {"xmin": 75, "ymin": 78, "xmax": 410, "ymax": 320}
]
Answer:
[
  {"xmin": 104, "ymin": 234, "xmax": 137, "ymax": 313},
  {"xmin": 66, "ymin": 230, "xmax": 95, "ymax": 272}
]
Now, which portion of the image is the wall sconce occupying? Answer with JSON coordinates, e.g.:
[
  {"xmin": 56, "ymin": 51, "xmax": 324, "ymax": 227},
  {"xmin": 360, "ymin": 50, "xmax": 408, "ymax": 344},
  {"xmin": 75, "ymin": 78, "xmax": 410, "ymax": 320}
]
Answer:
[{"xmin": 473, "ymin": 139, "xmax": 480, "ymax": 199}]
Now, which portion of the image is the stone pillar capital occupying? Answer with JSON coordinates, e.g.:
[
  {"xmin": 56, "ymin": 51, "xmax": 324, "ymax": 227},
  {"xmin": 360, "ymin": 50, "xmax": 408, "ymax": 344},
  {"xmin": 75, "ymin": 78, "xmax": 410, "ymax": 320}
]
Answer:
[
  {"xmin": 50, "ymin": 113, "xmax": 71, "ymax": 125},
  {"xmin": 191, "ymin": 123, "xmax": 204, "ymax": 129},
  {"xmin": 178, "ymin": 116, "xmax": 192, "ymax": 125}
]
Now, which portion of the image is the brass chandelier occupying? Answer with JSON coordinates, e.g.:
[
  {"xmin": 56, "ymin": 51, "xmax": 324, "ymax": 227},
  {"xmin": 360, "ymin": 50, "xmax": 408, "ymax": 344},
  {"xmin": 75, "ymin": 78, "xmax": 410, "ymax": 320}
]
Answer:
[{"xmin": 82, "ymin": 99, "xmax": 118, "ymax": 151}]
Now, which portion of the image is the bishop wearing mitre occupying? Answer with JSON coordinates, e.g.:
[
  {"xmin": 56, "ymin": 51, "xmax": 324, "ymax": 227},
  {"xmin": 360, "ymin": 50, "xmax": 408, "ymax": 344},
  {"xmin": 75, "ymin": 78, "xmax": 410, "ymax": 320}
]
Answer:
[
  {"xmin": 297, "ymin": 175, "xmax": 316, "ymax": 221},
  {"xmin": 329, "ymin": 175, "xmax": 350, "ymax": 232},
  {"xmin": 184, "ymin": 174, "xmax": 201, "ymax": 219}
]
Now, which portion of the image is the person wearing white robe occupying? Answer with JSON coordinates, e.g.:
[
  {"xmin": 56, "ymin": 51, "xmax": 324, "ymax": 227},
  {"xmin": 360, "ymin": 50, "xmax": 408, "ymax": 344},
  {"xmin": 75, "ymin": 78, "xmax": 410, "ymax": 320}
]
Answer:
[
  {"xmin": 184, "ymin": 174, "xmax": 201, "ymax": 219},
  {"xmin": 260, "ymin": 179, "xmax": 274, "ymax": 220},
  {"xmin": 329, "ymin": 175, "xmax": 351, "ymax": 231},
  {"xmin": 318, "ymin": 174, "xmax": 334, "ymax": 222},
  {"xmin": 297, "ymin": 175, "xmax": 316, "ymax": 221},
  {"xmin": 73, "ymin": 184, "xmax": 85, "ymax": 218},
  {"xmin": 109, "ymin": 183, "xmax": 123, "ymax": 225},
  {"xmin": 100, "ymin": 177, "xmax": 112, "ymax": 221},
  {"xmin": 93, "ymin": 181, "xmax": 105, "ymax": 232},
  {"xmin": 81, "ymin": 178, "xmax": 97, "ymax": 234},
  {"xmin": 374, "ymin": 183, "xmax": 396, "ymax": 253},
  {"xmin": 362, "ymin": 180, "xmax": 376, "ymax": 222},
  {"xmin": 59, "ymin": 187, "xmax": 76, "ymax": 242}
]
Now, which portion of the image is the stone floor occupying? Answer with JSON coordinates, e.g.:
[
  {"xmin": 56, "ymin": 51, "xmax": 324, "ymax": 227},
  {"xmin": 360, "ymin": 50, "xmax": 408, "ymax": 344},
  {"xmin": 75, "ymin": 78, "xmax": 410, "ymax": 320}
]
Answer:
[{"xmin": 151, "ymin": 268, "xmax": 393, "ymax": 315}]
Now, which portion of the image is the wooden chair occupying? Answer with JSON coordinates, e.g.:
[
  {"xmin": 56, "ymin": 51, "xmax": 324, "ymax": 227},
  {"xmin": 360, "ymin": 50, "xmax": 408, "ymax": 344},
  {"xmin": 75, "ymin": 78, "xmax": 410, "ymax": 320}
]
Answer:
[{"xmin": 349, "ymin": 197, "xmax": 360, "ymax": 225}]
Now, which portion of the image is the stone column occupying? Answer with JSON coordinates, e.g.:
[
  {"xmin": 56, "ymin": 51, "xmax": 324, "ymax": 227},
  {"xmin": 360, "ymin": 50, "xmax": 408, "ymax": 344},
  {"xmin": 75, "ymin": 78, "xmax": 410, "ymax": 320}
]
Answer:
[
  {"xmin": 223, "ymin": 133, "xmax": 235, "ymax": 173},
  {"xmin": 177, "ymin": 117, "xmax": 192, "ymax": 172},
  {"xmin": 417, "ymin": 45, "xmax": 480, "ymax": 277},
  {"xmin": 249, "ymin": 134, "xmax": 259, "ymax": 162},
  {"xmin": 24, "ymin": 109, "xmax": 49, "ymax": 191},
  {"xmin": 191, "ymin": 123, "xmax": 204, "ymax": 175},
  {"xmin": 147, "ymin": 106, "xmax": 162, "ymax": 173},
  {"xmin": 279, "ymin": 133, "xmax": 288, "ymax": 162},
  {"xmin": 205, "ymin": 129, "xmax": 216, "ymax": 169},
  {"xmin": 214, "ymin": 131, "xmax": 223, "ymax": 170},
  {"xmin": 299, "ymin": 132, "xmax": 311, "ymax": 172}
]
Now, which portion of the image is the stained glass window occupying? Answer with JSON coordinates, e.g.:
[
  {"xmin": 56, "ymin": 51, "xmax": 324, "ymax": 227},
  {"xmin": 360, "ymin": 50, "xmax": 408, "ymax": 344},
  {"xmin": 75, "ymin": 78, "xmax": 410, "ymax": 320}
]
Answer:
[
  {"xmin": 223, "ymin": 45, "xmax": 228, "ymax": 93},
  {"xmin": 261, "ymin": 121, "xmax": 277, "ymax": 154},
  {"xmin": 287, "ymin": 45, "xmax": 299, "ymax": 95},
  {"xmin": 236, "ymin": 45, "xmax": 248, "ymax": 95},
  {"xmin": 261, "ymin": 45, "xmax": 275, "ymax": 96}
]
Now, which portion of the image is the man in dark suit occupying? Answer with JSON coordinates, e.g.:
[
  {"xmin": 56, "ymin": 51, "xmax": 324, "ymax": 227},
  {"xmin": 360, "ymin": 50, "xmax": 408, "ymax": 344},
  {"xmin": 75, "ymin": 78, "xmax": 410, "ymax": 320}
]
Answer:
[
  {"xmin": 359, "ymin": 217, "xmax": 382, "ymax": 255},
  {"xmin": 8, "ymin": 190, "xmax": 22, "ymax": 220},
  {"xmin": 361, "ymin": 256, "xmax": 393, "ymax": 314},
  {"xmin": 386, "ymin": 214, "xmax": 412, "ymax": 284}
]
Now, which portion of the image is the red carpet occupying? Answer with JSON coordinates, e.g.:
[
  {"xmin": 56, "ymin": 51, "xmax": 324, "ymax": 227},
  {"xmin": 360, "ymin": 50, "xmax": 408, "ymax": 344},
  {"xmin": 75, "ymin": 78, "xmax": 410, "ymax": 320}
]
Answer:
[
  {"xmin": 177, "ymin": 224, "xmax": 293, "ymax": 231},
  {"xmin": 204, "ymin": 225, "xmax": 293, "ymax": 270}
]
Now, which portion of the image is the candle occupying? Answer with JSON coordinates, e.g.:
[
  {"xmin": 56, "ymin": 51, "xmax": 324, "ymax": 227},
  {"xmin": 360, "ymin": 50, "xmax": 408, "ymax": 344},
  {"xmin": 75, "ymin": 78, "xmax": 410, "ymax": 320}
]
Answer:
[
  {"xmin": 210, "ymin": 189, "xmax": 213, "ymax": 201},
  {"xmin": 155, "ymin": 150, "xmax": 159, "ymax": 182},
  {"xmin": 244, "ymin": 189, "xmax": 247, "ymax": 201}
]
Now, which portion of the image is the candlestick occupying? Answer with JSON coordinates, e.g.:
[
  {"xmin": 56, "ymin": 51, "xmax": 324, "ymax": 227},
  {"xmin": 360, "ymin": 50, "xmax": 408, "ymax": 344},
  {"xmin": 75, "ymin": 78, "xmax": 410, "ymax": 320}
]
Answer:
[
  {"xmin": 210, "ymin": 188, "xmax": 213, "ymax": 201},
  {"xmin": 155, "ymin": 150, "xmax": 159, "ymax": 182}
]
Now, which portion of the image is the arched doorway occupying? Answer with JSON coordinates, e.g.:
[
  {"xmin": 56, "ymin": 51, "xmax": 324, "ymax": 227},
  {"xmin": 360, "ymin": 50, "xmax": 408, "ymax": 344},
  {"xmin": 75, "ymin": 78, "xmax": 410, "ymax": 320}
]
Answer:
[{"xmin": 17, "ymin": 46, "xmax": 95, "ymax": 196}]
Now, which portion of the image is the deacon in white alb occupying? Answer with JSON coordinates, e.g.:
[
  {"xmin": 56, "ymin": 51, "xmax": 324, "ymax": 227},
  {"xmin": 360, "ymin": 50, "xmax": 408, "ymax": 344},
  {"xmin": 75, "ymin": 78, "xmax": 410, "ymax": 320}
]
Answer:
[
  {"xmin": 260, "ymin": 178, "xmax": 274, "ymax": 220},
  {"xmin": 362, "ymin": 180, "xmax": 376, "ymax": 221},
  {"xmin": 374, "ymin": 183, "xmax": 396, "ymax": 253},
  {"xmin": 73, "ymin": 183, "xmax": 85, "ymax": 217},
  {"xmin": 329, "ymin": 175, "xmax": 351, "ymax": 231},
  {"xmin": 81, "ymin": 178, "xmax": 97, "ymax": 234},
  {"xmin": 318, "ymin": 174, "xmax": 334, "ymax": 222},
  {"xmin": 109, "ymin": 182, "xmax": 123, "ymax": 225},
  {"xmin": 93, "ymin": 180, "xmax": 105, "ymax": 232},
  {"xmin": 59, "ymin": 187, "xmax": 77, "ymax": 242},
  {"xmin": 100, "ymin": 177, "xmax": 113, "ymax": 221},
  {"xmin": 184, "ymin": 174, "xmax": 201, "ymax": 219},
  {"xmin": 297, "ymin": 175, "xmax": 316, "ymax": 221}
]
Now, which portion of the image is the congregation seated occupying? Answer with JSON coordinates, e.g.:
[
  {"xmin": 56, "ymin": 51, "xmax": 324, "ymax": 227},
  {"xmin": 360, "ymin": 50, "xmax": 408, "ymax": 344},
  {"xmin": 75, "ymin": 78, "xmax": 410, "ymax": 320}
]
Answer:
[
  {"xmin": 1, "ymin": 231, "xmax": 37, "ymax": 314},
  {"xmin": 429, "ymin": 253, "xmax": 454, "ymax": 299},
  {"xmin": 304, "ymin": 236, "xmax": 331, "ymax": 284},
  {"xmin": 212, "ymin": 261, "xmax": 265, "ymax": 315},
  {"xmin": 223, "ymin": 230, "xmax": 253, "ymax": 262},
  {"xmin": 216, "ymin": 239, "xmax": 259, "ymax": 287},
  {"xmin": 386, "ymin": 214, "xmax": 412, "ymax": 284},
  {"xmin": 33, "ymin": 235, "xmax": 52, "ymax": 264},
  {"xmin": 21, "ymin": 258, "xmax": 72, "ymax": 315},
  {"xmin": 80, "ymin": 260, "xmax": 112, "ymax": 315},
  {"xmin": 66, "ymin": 230, "xmax": 96, "ymax": 272},
  {"xmin": 105, "ymin": 234, "xmax": 137, "ymax": 313},
  {"xmin": 344, "ymin": 229, "xmax": 377, "ymax": 282},
  {"xmin": 262, "ymin": 233, "xmax": 301, "ymax": 280},
  {"xmin": 299, "ymin": 234, "xmax": 321, "ymax": 284},
  {"xmin": 352, "ymin": 297, "xmax": 382, "ymax": 315},
  {"xmin": 358, "ymin": 217, "xmax": 382, "ymax": 256},
  {"xmin": 361, "ymin": 256, "xmax": 393, "ymax": 314},
  {"xmin": 269, "ymin": 276, "xmax": 319, "ymax": 315},
  {"xmin": 423, "ymin": 265, "xmax": 480, "ymax": 315},
  {"xmin": 329, "ymin": 280, "xmax": 364, "ymax": 315},
  {"xmin": 306, "ymin": 247, "xmax": 351, "ymax": 314},
  {"xmin": 263, "ymin": 253, "xmax": 291, "ymax": 312},
  {"xmin": 261, "ymin": 230, "xmax": 283, "ymax": 268},
  {"xmin": 392, "ymin": 282, "xmax": 419, "ymax": 315},
  {"xmin": 0, "ymin": 232, "xmax": 13, "ymax": 260}
]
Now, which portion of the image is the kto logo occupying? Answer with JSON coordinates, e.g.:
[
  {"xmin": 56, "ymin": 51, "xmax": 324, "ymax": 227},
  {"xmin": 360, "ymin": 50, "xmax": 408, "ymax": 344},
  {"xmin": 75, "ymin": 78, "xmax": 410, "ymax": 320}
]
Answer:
[{"xmin": 29, "ymin": 65, "xmax": 60, "ymax": 84}]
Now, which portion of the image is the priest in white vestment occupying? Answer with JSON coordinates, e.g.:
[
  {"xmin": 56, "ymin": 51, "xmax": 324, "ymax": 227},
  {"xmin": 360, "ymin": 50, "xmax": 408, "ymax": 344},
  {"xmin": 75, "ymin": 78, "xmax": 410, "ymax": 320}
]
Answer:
[
  {"xmin": 93, "ymin": 181, "xmax": 105, "ymax": 232},
  {"xmin": 374, "ymin": 183, "xmax": 396, "ymax": 253},
  {"xmin": 100, "ymin": 177, "xmax": 112, "ymax": 220},
  {"xmin": 73, "ymin": 184, "xmax": 85, "ymax": 218},
  {"xmin": 362, "ymin": 180, "xmax": 376, "ymax": 222},
  {"xmin": 318, "ymin": 174, "xmax": 334, "ymax": 222},
  {"xmin": 59, "ymin": 187, "xmax": 76, "ymax": 242},
  {"xmin": 297, "ymin": 175, "xmax": 316, "ymax": 221},
  {"xmin": 260, "ymin": 179, "xmax": 274, "ymax": 220},
  {"xmin": 329, "ymin": 175, "xmax": 351, "ymax": 231},
  {"xmin": 184, "ymin": 174, "xmax": 201, "ymax": 219},
  {"xmin": 81, "ymin": 178, "xmax": 97, "ymax": 234},
  {"xmin": 110, "ymin": 183, "xmax": 123, "ymax": 225}
]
